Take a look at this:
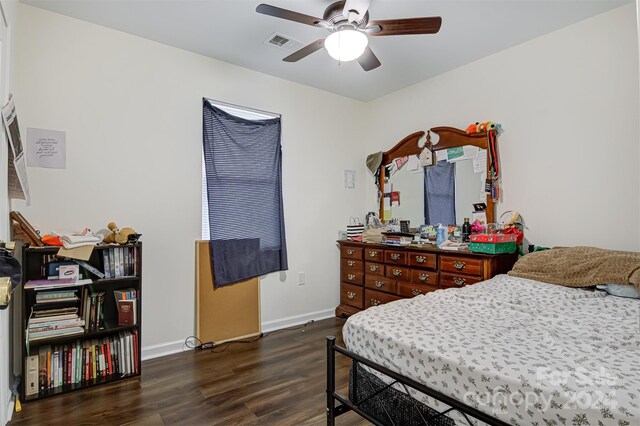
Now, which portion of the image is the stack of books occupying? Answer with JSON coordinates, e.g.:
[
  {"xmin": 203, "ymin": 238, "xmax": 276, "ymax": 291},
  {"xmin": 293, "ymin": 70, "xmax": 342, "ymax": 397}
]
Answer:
[
  {"xmin": 27, "ymin": 331, "xmax": 139, "ymax": 395},
  {"xmin": 28, "ymin": 301, "xmax": 85, "ymax": 342},
  {"xmin": 102, "ymin": 246, "xmax": 138, "ymax": 279}
]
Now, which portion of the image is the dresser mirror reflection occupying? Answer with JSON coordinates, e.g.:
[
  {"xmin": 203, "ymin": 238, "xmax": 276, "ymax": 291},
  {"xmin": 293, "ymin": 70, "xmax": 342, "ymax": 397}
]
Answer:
[{"xmin": 377, "ymin": 127, "xmax": 497, "ymax": 226}]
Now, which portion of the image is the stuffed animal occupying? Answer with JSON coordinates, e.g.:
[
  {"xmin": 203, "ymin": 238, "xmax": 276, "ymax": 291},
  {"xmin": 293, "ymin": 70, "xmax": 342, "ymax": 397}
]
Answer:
[
  {"xmin": 103, "ymin": 222, "xmax": 137, "ymax": 245},
  {"xmin": 466, "ymin": 121, "xmax": 502, "ymax": 134}
]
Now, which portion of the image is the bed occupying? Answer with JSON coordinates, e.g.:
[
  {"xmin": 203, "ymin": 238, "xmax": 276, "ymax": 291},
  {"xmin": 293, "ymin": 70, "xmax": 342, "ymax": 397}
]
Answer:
[{"xmin": 327, "ymin": 273, "xmax": 640, "ymax": 425}]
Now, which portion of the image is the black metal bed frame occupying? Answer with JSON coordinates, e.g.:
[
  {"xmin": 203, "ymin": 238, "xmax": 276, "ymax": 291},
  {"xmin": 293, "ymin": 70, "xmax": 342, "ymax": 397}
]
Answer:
[{"xmin": 326, "ymin": 336, "xmax": 510, "ymax": 426}]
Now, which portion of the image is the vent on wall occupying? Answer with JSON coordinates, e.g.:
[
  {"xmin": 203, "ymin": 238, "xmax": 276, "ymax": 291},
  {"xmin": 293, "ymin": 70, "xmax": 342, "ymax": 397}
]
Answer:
[{"xmin": 263, "ymin": 32, "xmax": 304, "ymax": 51}]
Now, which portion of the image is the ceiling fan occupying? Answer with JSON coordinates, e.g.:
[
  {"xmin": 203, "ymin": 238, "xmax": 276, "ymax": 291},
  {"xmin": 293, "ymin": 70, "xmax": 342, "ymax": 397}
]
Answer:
[{"xmin": 256, "ymin": 0, "xmax": 442, "ymax": 71}]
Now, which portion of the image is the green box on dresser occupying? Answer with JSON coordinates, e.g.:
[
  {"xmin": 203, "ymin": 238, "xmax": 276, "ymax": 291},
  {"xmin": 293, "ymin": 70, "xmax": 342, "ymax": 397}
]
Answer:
[{"xmin": 19, "ymin": 243, "xmax": 142, "ymax": 401}]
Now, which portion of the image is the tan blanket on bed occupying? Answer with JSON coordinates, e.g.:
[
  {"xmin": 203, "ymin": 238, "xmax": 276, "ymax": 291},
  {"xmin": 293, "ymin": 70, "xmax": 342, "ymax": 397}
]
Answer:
[{"xmin": 508, "ymin": 246, "xmax": 640, "ymax": 289}]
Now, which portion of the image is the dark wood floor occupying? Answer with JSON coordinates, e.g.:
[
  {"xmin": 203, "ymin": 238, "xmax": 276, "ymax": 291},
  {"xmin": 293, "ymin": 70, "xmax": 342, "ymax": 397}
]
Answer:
[{"xmin": 10, "ymin": 317, "xmax": 369, "ymax": 425}]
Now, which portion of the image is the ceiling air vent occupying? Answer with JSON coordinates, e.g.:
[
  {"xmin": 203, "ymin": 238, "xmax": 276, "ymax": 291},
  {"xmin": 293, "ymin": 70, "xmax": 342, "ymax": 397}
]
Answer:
[
  {"xmin": 264, "ymin": 32, "xmax": 303, "ymax": 51},
  {"xmin": 269, "ymin": 34, "xmax": 290, "ymax": 47}
]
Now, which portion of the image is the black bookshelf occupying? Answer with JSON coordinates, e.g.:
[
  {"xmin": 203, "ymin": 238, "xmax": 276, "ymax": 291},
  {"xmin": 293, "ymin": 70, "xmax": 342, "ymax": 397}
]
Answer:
[{"xmin": 20, "ymin": 243, "xmax": 142, "ymax": 401}]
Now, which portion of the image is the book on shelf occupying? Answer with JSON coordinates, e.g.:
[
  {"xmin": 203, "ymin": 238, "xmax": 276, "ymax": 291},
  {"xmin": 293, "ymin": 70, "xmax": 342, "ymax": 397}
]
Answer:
[
  {"xmin": 28, "ymin": 330, "xmax": 139, "ymax": 396},
  {"xmin": 25, "ymin": 278, "xmax": 92, "ymax": 290},
  {"xmin": 25, "ymin": 355, "xmax": 39, "ymax": 396},
  {"xmin": 32, "ymin": 307, "xmax": 78, "ymax": 318},
  {"xmin": 102, "ymin": 251, "xmax": 111, "ymax": 279},
  {"xmin": 116, "ymin": 300, "xmax": 136, "ymax": 326}
]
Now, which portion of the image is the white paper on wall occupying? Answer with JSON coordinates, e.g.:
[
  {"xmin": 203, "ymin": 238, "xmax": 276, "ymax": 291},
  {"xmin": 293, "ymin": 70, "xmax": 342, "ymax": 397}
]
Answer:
[
  {"xmin": 27, "ymin": 127, "xmax": 66, "ymax": 169},
  {"xmin": 473, "ymin": 148, "xmax": 487, "ymax": 174}
]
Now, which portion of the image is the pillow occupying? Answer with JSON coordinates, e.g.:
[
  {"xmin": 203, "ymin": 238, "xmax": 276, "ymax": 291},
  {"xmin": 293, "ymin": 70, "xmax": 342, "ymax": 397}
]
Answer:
[{"xmin": 596, "ymin": 284, "xmax": 640, "ymax": 299}]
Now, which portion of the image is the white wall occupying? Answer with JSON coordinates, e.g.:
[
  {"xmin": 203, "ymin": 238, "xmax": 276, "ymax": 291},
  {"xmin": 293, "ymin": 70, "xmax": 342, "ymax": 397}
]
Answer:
[
  {"xmin": 13, "ymin": 4, "xmax": 368, "ymax": 354},
  {"xmin": 0, "ymin": 0, "xmax": 18, "ymax": 423},
  {"xmin": 366, "ymin": 4, "xmax": 640, "ymax": 252}
]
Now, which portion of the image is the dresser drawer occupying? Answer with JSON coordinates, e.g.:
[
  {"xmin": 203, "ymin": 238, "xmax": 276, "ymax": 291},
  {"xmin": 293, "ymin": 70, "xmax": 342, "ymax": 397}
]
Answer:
[
  {"xmin": 341, "ymin": 283, "xmax": 364, "ymax": 309},
  {"xmin": 385, "ymin": 265, "xmax": 409, "ymax": 280},
  {"xmin": 385, "ymin": 250, "xmax": 408, "ymax": 265},
  {"xmin": 440, "ymin": 272, "xmax": 482, "ymax": 288},
  {"xmin": 410, "ymin": 269, "xmax": 438, "ymax": 286},
  {"xmin": 398, "ymin": 281, "xmax": 438, "ymax": 298},
  {"xmin": 341, "ymin": 258, "xmax": 363, "ymax": 272},
  {"xmin": 364, "ymin": 248, "xmax": 384, "ymax": 262},
  {"xmin": 365, "ymin": 262, "xmax": 384, "ymax": 276},
  {"xmin": 365, "ymin": 275, "xmax": 397, "ymax": 294},
  {"xmin": 440, "ymin": 256, "xmax": 483, "ymax": 276},
  {"xmin": 341, "ymin": 246, "xmax": 363, "ymax": 260},
  {"xmin": 408, "ymin": 252, "xmax": 437, "ymax": 269},
  {"xmin": 365, "ymin": 289, "xmax": 401, "ymax": 309},
  {"xmin": 341, "ymin": 270, "xmax": 364, "ymax": 285}
]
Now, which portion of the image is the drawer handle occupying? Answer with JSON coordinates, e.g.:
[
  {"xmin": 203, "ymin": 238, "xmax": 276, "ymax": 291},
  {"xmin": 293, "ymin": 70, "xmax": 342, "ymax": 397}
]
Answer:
[
  {"xmin": 347, "ymin": 274, "xmax": 356, "ymax": 281},
  {"xmin": 390, "ymin": 253, "xmax": 401, "ymax": 261},
  {"xmin": 415, "ymin": 255, "xmax": 426, "ymax": 264},
  {"xmin": 411, "ymin": 288, "xmax": 422, "ymax": 296},
  {"xmin": 392, "ymin": 269, "xmax": 402, "ymax": 277},
  {"xmin": 453, "ymin": 277, "xmax": 466, "ymax": 286},
  {"xmin": 375, "ymin": 280, "xmax": 385, "ymax": 288},
  {"xmin": 370, "ymin": 299, "xmax": 381, "ymax": 306},
  {"xmin": 418, "ymin": 273, "xmax": 429, "ymax": 282},
  {"xmin": 347, "ymin": 249, "xmax": 355, "ymax": 255},
  {"xmin": 346, "ymin": 291, "xmax": 356, "ymax": 301},
  {"xmin": 369, "ymin": 251, "xmax": 378, "ymax": 257},
  {"xmin": 453, "ymin": 261, "xmax": 466, "ymax": 270},
  {"xmin": 347, "ymin": 260, "xmax": 355, "ymax": 267},
  {"xmin": 369, "ymin": 265, "xmax": 379, "ymax": 272}
]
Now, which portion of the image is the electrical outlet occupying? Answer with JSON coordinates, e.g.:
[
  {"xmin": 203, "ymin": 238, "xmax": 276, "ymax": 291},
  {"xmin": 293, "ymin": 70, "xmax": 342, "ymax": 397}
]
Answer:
[{"xmin": 297, "ymin": 272, "xmax": 306, "ymax": 286}]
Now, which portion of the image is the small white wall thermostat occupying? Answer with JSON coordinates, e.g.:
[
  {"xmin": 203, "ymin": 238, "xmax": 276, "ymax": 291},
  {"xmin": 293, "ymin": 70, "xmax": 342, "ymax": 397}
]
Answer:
[{"xmin": 344, "ymin": 170, "xmax": 355, "ymax": 189}]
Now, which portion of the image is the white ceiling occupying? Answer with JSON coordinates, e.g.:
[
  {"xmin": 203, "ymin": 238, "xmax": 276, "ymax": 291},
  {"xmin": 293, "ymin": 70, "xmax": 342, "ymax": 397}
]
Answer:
[{"xmin": 22, "ymin": 0, "xmax": 631, "ymax": 101}]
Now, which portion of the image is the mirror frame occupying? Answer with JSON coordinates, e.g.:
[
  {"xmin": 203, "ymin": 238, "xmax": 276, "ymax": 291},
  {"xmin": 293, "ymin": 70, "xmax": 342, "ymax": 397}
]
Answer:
[{"xmin": 378, "ymin": 126, "xmax": 496, "ymax": 224}]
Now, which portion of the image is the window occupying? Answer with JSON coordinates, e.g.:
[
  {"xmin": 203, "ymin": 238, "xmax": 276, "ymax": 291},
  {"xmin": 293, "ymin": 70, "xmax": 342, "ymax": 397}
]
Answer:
[
  {"xmin": 202, "ymin": 99, "xmax": 287, "ymax": 287},
  {"xmin": 201, "ymin": 101, "xmax": 279, "ymax": 239}
]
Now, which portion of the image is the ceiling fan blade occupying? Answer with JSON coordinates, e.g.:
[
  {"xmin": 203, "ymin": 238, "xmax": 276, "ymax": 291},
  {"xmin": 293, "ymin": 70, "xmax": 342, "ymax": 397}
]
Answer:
[
  {"xmin": 357, "ymin": 47, "xmax": 381, "ymax": 71},
  {"xmin": 367, "ymin": 17, "xmax": 442, "ymax": 36},
  {"xmin": 283, "ymin": 39, "xmax": 326, "ymax": 62},
  {"xmin": 342, "ymin": 0, "xmax": 371, "ymax": 23},
  {"xmin": 256, "ymin": 4, "xmax": 328, "ymax": 28}
]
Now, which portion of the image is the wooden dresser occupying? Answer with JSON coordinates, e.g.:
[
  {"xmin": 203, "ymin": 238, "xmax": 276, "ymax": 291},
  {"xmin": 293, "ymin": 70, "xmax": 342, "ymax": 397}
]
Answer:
[{"xmin": 337, "ymin": 241, "xmax": 518, "ymax": 317}]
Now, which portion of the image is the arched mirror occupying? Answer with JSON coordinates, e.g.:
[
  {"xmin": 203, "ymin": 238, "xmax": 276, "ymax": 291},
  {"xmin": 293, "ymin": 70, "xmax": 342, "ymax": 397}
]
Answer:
[{"xmin": 377, "ymin": 127, "xmax": 498, "ymax": 227}]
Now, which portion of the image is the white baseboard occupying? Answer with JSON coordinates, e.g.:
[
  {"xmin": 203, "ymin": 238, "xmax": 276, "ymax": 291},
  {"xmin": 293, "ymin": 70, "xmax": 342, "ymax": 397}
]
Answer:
[
  {"xmin": 261, "ymin": 308, "xmax": 335, "ymax": 333},
  {"xmin": 140, "ymin": 309, "xmax": 336, "ymax": 362},
  {"xmin": 141, "ymin": 339, "xmax": 190, "ymax": 361}
]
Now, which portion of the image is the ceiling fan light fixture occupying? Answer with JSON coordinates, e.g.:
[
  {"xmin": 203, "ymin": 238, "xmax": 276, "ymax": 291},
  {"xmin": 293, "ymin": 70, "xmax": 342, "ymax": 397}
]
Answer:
[{"xmin": 324, "ymin": 28, "xmax": 368, "ymax": 62}]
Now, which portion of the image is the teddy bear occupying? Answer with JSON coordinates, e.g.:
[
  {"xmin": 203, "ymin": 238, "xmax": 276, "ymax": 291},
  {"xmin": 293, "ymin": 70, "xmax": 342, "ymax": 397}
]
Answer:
[{"xmin": 102, "ymin": 222, "xmax": 137, "ymax": 245}]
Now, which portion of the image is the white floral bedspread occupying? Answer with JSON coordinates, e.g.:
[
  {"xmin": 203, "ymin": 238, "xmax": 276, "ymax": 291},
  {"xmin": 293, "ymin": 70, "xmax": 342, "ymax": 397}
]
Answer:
[{"xmin": 342, "ymin": 275, "xmax": 640, "ymax": 425}]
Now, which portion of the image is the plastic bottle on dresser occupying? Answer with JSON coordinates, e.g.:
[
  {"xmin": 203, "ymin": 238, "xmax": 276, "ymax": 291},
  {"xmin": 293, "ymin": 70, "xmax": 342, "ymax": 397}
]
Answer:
[{"xmin": 436, "ymin": 224, "xmax": 447, "ymax": 247}]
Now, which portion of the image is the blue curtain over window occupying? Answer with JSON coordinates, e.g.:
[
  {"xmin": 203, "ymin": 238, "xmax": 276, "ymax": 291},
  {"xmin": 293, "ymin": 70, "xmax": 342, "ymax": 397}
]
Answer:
[
  {"xmin": 202, "ymin": 100, "xmax": 287, "ymax": 287},
  {"xmin": 424, "ymin": 160, "xmax": 456, "ymax": 225}
]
